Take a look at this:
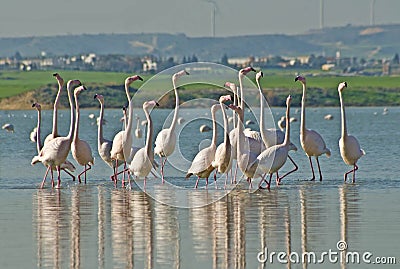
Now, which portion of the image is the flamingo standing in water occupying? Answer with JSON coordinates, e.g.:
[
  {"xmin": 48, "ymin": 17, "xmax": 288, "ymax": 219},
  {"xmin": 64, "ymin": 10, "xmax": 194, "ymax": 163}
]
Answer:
[
  {"xmin": 72, "ymin": 85, "xmax": 94, "ymax": 184},
  {"xmin": 295, "ymin": 75, "xmax": 331, "ymax": 181},
  {"xmin": 110, "ymin": 75, "xmax": 143, "ymax": 185},
  {"xmin": 34, "ymin": 80, "xmax": 82, "ymax": 188},
  {"xmin": 255, "ymin": 71, "xmax": 298, "ymax": 182},
  {"xmin": 337, "ymin": 82, "xmax": 365, "ymax": 183},
  {"xmin": 31, "ymin": 103, "xmax": 76, "ymax": 184},
  {"xmin": 154, "ymin": 70, "xmax": 189, "ymax": 183},
  {"xmin": 255, "ymin": 95, "xmax": 293, "ymax": 190},
  {"xmin": 124, "ymin": 100, "xmax": 159, "ymax": 189},
  {"xmin": 94, "ymin": 94, "xmax": 121, "ymax": 180},
  {"xmin": 212, "ymin": 95, "xmax": 233, "ymax": 188},
  {"xmin": 186, "ymin": 104, "xmax": 220, "ymax": 188}
]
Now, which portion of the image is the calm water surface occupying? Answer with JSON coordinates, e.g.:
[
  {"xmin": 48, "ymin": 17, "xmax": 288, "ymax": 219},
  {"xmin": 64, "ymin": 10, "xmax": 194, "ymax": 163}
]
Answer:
[{"xmin": 0, "ymin": 107, "xmax": 399, "ymax": 268}]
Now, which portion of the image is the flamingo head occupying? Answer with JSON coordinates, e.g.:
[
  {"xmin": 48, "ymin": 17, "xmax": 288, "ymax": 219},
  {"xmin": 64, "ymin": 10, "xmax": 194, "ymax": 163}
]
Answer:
[
  {"xmin": 74, "ymin": 85, "xmax": 87, "ymax": 95},
  {"xmin": 256, "ymin": 71, "xmax": 263, "ymax": 81},
  {"xmin": 338, "ymin": 82, "xmax": 348, "ymax": 92},
  {"xmin": 294, "ymin": 75, "xmax": 306, "ymax": 83},
  {"xmin": 224, "ymin": 82, "xmax": 237, "ymax": 93},
  {"xmin": 211, "ymin": 103, "xmax": 220, "ymax": 114},
  {"xmin": 173, "ymin": 70, "xmax": 189, "ymax": 83},
  {"xmin": 125, "ymin": 75, "xmax": 143, "ymax": 86},
  {"xmin": 94, "ymin": 94, "xmax": 104, "ymax": 103},
  {"xmin": 239, "ymin": 66, "xmax": 256, "ymax": 76},
  {"xmin": 219, "ymin": 95, "xmax": 231, "ymax": 103},
  {"xmin": 52, "ymin": 73, "xmax": 64, "ymax": 85},
  {"xmin": 67, "ymin": 79, "xmax": 82, "ymax": 90},
  {"xmin": 227, "ymin": 104, "xmax": 242, "ymax": 113},
  {"xmin": 32, "ymin": 102, "xmax": 41, "ymax": 111},
  {"xmin": 286, "ymin": 95, "xmax": 292, "ymax": 106},
  {"xmin": 143, "ymin": 100, "xmax": 160, "ymax": 110}
]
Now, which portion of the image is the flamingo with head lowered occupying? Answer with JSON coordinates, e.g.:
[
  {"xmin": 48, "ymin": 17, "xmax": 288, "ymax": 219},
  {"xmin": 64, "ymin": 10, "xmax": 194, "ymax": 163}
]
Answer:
[
  {"xmin": 338, "ymin": 82, "xmax": 365, "ymax": 183},
  {"xmin": 154, "ymin": 70, "xmax": 189, "ymax": 183},
  {"xmin": 295, "ymin": 75, "xmax": 331, "ymax": 181}
]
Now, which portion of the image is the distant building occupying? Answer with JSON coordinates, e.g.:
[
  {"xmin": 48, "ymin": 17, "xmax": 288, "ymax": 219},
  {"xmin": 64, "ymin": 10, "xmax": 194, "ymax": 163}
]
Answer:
[{"xmin": 142, "ymin": 57, "xmax": 158, "ymax": 72}]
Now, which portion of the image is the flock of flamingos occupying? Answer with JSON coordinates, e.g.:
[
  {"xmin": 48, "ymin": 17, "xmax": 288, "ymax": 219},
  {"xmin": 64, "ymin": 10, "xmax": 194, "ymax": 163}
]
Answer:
[{"xmin": 30, "ymin": 67, "xmax": 365, "ymax": 190}]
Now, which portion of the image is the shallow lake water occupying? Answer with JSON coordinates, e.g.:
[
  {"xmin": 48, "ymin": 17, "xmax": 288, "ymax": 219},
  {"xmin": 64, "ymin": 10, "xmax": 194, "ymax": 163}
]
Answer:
[{"xmin": 0, "ymin": 107, "xmax": 399, "ymax": 268}]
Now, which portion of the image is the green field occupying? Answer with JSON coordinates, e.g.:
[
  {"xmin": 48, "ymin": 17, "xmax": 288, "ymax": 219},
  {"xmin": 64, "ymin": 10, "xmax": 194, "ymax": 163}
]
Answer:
[{"xmin": 1, "ymin": 70, "xmax": 400, "ymax": 107}]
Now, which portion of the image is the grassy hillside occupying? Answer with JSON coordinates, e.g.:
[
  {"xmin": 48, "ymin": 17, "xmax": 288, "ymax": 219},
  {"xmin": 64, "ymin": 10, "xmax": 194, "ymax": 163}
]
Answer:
[{"xmin": 1, "ymin": 70, "xmax": 400, "ymax": 109}]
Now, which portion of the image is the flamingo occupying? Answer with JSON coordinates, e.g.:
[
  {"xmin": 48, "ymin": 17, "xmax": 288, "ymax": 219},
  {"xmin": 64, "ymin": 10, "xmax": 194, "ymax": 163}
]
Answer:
[
  {"xmin": 124, "ymin": 100, "xmax": 159, "ymax": 189},
  {"xmin": 34, "ymin": 80, "xmax": 82, "ymax": 188},
  {"xmin": 211, "ymin": 95, "xmax": 233, "ymax": 189},
  {"xmin": 154, "ymin": 70, "xmax": 189, "ymax": 183},
  {"xmin": 338, "ymin": 82, "xmax": 365, "ymax": 183},
  {"xmin": 186, "ymin": 104, "xmax": 219, "ymax": 189},
  {"xmin": 295, "ymin": 75, "xmax": 331, "ymax": 181},
  {"xmin": 44, "ymin": 73, "xmax": 64, "ymax": 145},
  {"xmin": 110, "ymin": 75, "xmax": 143, "ymax": 185},
  {"xmin": 71, "ymin": 85, "xmax": 94, "ymax": 184},
  {"xmin": 94, "ymin": 94, "xmax": 121, "ymax": 180},
  {"xmin": 228, "ymin": 104, "xmax": 262, "ymax": 189},
  {"xmin": 255, "ymin": 71, "xmax": 298, "ymax": 182},
  {"xmin": 2, "ymin": 123, "xmax": 14, "ymax": 132},
  {"xmin": 255, "ymin": 95, "xmax": 293, "ymax": 190},
  {"xmin": 31, "ymin": 102, "xmax": 76, "ymax": 184},
  {"xmin": 135, "ymin": 116, "xmax": 142, "ymax": 138}
]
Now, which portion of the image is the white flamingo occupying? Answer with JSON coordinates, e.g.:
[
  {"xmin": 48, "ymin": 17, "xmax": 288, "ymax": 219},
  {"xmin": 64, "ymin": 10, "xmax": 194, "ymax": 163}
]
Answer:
[
  {"xmin": 110, "ymin": 75, "xmax": 143, "ymax": 185},
  {"xmin": 94, "ymin": 94, "xmax": 121, "ymax": 180},
  {"xmin": 71, "ymin": 85, "xmax": 94, "ymax": 184},
  {"xmin": 295, "ymin": 75, "xmax": 331, "ymax": 181},
  {"xmin": 228, "ymin": 104, "xmax": 262, "ymax": 189},
  {"xmin": 33, "ymin": 80, "xmax": 82, "ymax": 188},
  {"xmin": 255, "ymin": 95, "xmax": 293, "ymax": 190},
  {"xmin": 256, "ymin": 71, "xmax": 298, "ymax": 182},
  {"xmin": 338, "ymin": 82, "xmax": 365, "ymax": 183},
  {"xmin": 186, "ymin": 104, "xmax": 219, "ymax": 189},
  {"xmin": 211, "ymin": 95, "xmax": 233, "ymax": 188},
  {"xmin": 31, "ymin": 102, "xmax": 76, "ymax": 184},
  {"xmin": 135, "ymin": 116, "xmax": 142, "ymax": 138},
  {"xmin": 154, "ymin": 70, "xmax": 189, "ymax": 183},
  {"xmin": 125, "ymin": 100, "xmax": 159, "ymax": 189},
  {"xmin": 44, "ymin": 73, "xmax": 64, "ymax": 145}
]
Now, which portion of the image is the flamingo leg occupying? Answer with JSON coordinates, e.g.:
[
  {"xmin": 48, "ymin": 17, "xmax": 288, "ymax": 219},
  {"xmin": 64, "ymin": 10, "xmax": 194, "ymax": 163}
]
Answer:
[
  {"xmin": 205, "ymin": 177, "xmax": 209, "ymax": 189},
  {"xmin": 278, "ymin": 155, "xmax": 298, "ymax": 183},
  {"xmin": 161, "ymin": 157, "xmax": 167, "ymax": 184},
  {"xmin": 276, "ymin": 171, "xmax": 280, "ymax": 186},
  {"xmin": 127, "ymin": 170, "xmax": 132, "ymax": 189},
  {"xmin": 344, "ymin": 164, "xmax": 358, "ymax": 183},
  {"xmin": 247, "ymin": 177, "xmax": 253, "ymax": 190},
  {"xmin": 213, "ymin": 170, "xmax": 218, "ymax": 189},
  {"xmin": 224, "ymin": 172, "xmax": 229, "ymax": 189},
  {"xmin": 62, "ymin": 169, "xmax": 75, "ymax": 181},
  {"xmin": 194, "ymin": 177, "xmax": 200, "ymax": 189},
  {"xmin": 316, "ymin": 157, "xmax": 323, "ymax": 181},
  {"xmin": 258, "ymin": 174, "xmax": 266, "ymax": 189},
  {"xmin": 233, "ymin": 163, "xmax": 238, "ymax": 184},
  {"xmin": 41, "ymin": 166, "xmax": 51, "ymax": 189},
  {"xmin": 122, "ymin": 162, "xmax": 127, "ymax": 187},
  {"xmin": 308, "ymin": 156, "xmax": 316, "ymax": 181},
  {"xmin": 51, "ymin": 169, "xmax": 55, "ymax": 188},
  {"xmin": 143, "ymin": 176, "xmax": 147, "ymax": 191},
  {"xmin": 56, "ymin": 166, "xmax": 61, "ymax": 188}
]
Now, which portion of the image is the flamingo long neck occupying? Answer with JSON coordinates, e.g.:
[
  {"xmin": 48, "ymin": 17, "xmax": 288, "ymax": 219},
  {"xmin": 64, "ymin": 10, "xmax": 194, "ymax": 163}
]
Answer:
[
  {"xmin": 74, "ymin": 93, "xmax": 81, "ymax": 141},
  {"xmin": 125, "ymin": 87, "xmax": 134, "ymax": 136},
  {"xmin": 36, "ymin": 109, "xmax": 42, "ymax": 153},
  {"xmin": 300, "ymin": 82, "xmax": 307, "ymax": 135},
  {"xmin": 144, "ymin": 107, "xmax": 153, "ymax": 158},
  {"xmin": 170, "ymin": 80, "xmax": 179, "ymax": 132},
  {"xmin": 67, "ymin": 86, "xmax": 76, "ymax": 141},
  {"xmin": 211, "ymin": 107, "xmax": 218, "ymax": 147},
  {"xmin": 233, "ymin": 87, "xmax": 237, "ymax": 129},
  {"xmin": 283, "ymin": 101, "xmax": 291, "ymax": 146},
  {"xmin": 236, "ymin": 109, "xmax": 246, "ymax": 156},
  {"xmin": 339, "ymin": 91, "xmax": 348, "ymax": 138},
  {"xmin": 98, "ymin": 101, "xmax": 105, "ymax": 144},
  {"xmin": 257, "ymin": 79, "xmax": 268, "ymax": 146},
  {"xmin": 238, "ymin": 74, "xmax": 245, "ymax": 109},
  {"xmin": 52, "ymin": 82, "xmax": 62, "ymax": 137},
  {"xmin": 220, "ymin": 102, "xmax": 229, "ymax": 146}
]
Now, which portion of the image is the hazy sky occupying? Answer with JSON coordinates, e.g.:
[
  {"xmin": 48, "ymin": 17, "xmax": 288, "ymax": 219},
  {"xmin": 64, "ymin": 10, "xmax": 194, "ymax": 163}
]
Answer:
[{"xmin": 1, "ymin": 0, "xmax": 399, "ymax": 38}]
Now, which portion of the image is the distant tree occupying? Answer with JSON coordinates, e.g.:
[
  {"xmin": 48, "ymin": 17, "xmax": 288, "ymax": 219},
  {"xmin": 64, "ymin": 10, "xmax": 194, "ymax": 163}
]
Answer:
[
  {"xmin": 14, "ymin": 51, "xmax": 23, "ymax": 61},
  {"xmin": 392, "ymin": 53, "xmax": 399, "ymax": 65},
  {"xmin": 182, "ymin": 56, "xmax": 187, "ymax": 64},
  {"xmin": 191, "ymin": 54, "xmax": 198, "ymax": 62}
]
